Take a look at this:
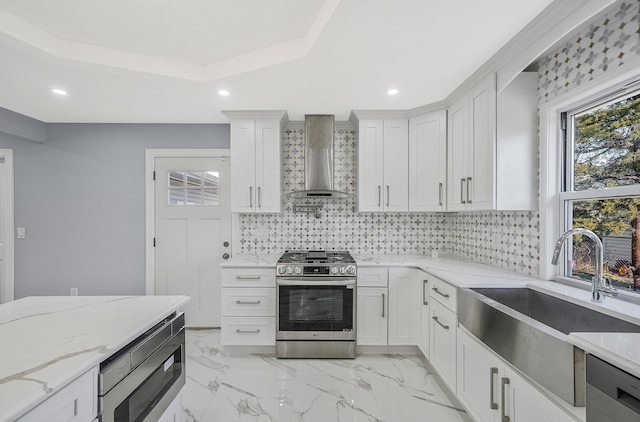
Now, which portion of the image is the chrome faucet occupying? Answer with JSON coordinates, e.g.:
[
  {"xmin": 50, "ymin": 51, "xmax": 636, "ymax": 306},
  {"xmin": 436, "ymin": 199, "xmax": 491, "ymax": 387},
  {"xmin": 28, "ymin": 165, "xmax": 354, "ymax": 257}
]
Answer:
[{"xmin": 551, "ymin": 228, "xmax": 617, "ymax": 302}]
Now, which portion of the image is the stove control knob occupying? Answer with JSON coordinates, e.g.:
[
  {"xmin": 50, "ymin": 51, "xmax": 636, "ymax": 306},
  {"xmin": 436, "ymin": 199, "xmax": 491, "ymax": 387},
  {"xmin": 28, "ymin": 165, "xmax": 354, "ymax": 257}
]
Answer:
[
  {"xmin": 294, "ymin": 266, "xmax": 303, "ymax": 275},
  {"xmin": 347, "ymin": 266, "xmax": 356, "ymax": 275},
  {"xmin": 277, "ymin": 266, "xmax": 286, "ymax": 275},
  {"xmin": 330, "ymin": 266, "xmax": 339, "ymax": 275},
  {"xmin": 339, "ymin": 266, "xmax": 347, "ymax": 275},
  {"xmin": 286, "ymin": 266, "xmax": 294, "ymax": 275}
]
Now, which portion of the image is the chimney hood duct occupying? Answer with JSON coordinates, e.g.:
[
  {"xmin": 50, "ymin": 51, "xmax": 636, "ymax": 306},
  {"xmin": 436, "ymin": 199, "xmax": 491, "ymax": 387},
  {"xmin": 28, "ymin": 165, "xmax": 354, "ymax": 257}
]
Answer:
[{"xmin": 286, "ymin": 114, "xmax": 351, "ymax": 199}]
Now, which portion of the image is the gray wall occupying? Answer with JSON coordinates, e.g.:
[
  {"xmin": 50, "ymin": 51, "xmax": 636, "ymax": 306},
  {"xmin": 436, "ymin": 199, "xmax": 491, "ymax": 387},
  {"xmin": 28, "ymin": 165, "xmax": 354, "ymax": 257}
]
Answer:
[{"xmin": 0, "ymin": 109, "xmax": 229, "ymax": 298}]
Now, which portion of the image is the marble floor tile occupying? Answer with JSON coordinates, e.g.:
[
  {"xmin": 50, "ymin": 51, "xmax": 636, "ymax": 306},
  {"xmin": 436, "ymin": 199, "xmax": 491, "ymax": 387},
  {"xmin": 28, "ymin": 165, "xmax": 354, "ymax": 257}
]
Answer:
[{"xmin": 183, "ymin": 329, "xmax": 471, "ymax": 422}]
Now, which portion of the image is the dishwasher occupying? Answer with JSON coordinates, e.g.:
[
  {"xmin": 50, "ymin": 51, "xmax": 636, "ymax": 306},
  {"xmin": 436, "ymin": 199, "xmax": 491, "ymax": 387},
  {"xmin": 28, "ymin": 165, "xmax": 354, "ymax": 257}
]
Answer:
[{"xmin": 586, "ymin": 354, "xmax": 640, "ymax": 421}]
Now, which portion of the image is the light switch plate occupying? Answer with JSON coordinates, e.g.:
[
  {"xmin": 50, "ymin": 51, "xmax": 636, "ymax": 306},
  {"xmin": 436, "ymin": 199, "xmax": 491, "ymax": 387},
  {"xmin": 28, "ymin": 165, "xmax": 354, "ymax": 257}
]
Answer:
[{"xmin": 17, "ymin": 227, "xmax": 25, "ymax": 239}]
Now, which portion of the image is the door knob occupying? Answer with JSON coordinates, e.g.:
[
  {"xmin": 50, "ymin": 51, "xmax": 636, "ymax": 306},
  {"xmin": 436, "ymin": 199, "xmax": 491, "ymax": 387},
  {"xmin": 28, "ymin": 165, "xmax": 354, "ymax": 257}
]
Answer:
[{"xmin": 222, "ymin": 253, "xmax": 230, "ymax": 260}]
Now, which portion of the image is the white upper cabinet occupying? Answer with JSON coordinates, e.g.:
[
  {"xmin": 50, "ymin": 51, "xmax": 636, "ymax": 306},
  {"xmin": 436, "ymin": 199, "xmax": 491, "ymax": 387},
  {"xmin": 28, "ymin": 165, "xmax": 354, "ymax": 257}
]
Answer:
[
  {"xmin": 224, "ymin": 111, "xmax": 287, "ymax": 213},
  {"xmin": 447, "ymin": 72, "xmax": 537, "ymax": 211},
  {"xmin": 351, "ymin": 112, "xmax": 409, "ymax": 212},
  {"xmin": 409, "ymin": 110, "xmax": 447, "ymax": 211}
]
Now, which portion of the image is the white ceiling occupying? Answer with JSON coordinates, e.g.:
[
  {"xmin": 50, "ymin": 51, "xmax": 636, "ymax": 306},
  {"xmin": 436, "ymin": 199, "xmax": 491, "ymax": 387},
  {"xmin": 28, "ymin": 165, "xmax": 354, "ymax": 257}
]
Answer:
[{"xmin": 0, "ymin": 0, "xmax": 555, "ymax": 123}]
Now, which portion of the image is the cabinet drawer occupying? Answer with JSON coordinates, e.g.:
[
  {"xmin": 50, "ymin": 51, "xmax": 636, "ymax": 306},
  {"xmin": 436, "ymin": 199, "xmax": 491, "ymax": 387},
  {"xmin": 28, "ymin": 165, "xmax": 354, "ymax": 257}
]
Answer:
[
  {"xmin": 221, "ymin": 317, "xmax": 276, "ymax": 345},
  {"xmin": 19, "ymin": 367, "xmax": 98, "ymax": 422},
  {"xmin": 222, "ymin": 288, "xmax": 275, "ymax": 316},
  {"xmin": 222, "ymin": 268, "xmax": 275, "ymax": 287},
  {"xmin": 430, "ymin": 275, "xmax": 457, "ymax": 313},
  {"xmin": 357, "ymin": 267, "xmax": 388, "ymax": 287}
]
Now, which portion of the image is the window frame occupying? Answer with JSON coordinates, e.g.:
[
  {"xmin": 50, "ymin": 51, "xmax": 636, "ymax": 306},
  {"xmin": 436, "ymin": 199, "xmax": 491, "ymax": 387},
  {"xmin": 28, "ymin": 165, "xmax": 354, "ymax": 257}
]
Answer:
[{"xmin": 540, "ymin": 65, "xmax": 640, "ymax": 305}]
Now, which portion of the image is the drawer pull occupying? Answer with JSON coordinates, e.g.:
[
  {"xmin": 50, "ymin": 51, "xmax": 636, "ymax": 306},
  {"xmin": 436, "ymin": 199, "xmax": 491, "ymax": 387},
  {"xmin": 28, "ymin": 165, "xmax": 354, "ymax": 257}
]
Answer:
[
  {"xmin": 501, "ymin": 377, "xmax": 510, "ymax": 422},
  {"xmin": 490, "ymin": 367, "xmax": 499, "ymax": 410},
  {"xmin": 236, "ymin": 329, "xmax": 261, "ymax": 334},
  {"xmin": 432, "ymin": 316, "xmax": 449, "ymax": 330},
  {"xmin": 236, "ymin": 276, "xmax": 261, "ymax": 280},
  {"xmin": 236, "ymin": 300, "xmax": 261, "ymax": 305},
  {"xmin": 423, "ymin": 280, "xmax": 429, "ymax": 305},
  {"xmin": 432, "ymin": 287, "xmax": 450, "ymax": 298}
]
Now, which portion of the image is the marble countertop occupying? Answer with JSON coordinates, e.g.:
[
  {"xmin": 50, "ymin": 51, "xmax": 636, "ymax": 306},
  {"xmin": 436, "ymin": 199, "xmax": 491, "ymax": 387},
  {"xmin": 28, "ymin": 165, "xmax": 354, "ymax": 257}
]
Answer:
[
  {"xmin": 568, "ymin": 332, "xmax": 640, "ymax": 379},
  {"xmin": 0, "ymin": 295, "xmax": 189, "ymax": 421}
]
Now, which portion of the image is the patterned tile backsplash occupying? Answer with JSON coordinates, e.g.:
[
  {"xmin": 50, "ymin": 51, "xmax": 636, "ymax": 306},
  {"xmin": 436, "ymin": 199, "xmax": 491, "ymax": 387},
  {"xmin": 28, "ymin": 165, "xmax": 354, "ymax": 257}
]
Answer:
[{"xmin": 238, "ymin": 0, "xmax": 638, "ymax": 278}]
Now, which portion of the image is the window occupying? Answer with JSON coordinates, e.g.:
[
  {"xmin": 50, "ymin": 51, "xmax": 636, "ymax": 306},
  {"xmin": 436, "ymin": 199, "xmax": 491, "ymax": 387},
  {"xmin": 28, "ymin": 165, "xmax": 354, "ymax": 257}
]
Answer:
[
  {"xmin": 167, "ymin": 171, "xmax": 220, "ymax": 206},
  {"xmin": 560, "ymin": 90, "xmax": 640, "ymax": 293}
]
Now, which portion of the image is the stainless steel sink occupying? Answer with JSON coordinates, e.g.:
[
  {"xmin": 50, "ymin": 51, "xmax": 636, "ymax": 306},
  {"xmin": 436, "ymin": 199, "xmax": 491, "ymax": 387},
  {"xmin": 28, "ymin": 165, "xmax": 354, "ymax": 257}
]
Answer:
[{"xmin": 458, "ymin": 287, "xmax": 640, "ymax": 407}]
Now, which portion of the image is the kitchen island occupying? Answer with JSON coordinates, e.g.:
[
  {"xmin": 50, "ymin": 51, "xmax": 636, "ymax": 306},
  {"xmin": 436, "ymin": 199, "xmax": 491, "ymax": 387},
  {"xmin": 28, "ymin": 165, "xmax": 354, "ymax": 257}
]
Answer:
[{"xmin": 0, "ymin": 295, "xmax": 189, "ymax": 422}]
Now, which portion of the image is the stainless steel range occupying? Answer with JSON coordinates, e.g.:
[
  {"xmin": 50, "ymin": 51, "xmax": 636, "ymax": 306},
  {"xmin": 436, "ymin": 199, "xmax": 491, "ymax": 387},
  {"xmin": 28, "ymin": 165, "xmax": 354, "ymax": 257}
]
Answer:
[{"xmin": 276, "ymin": 250, "xmax": 356, "ymax": 358}]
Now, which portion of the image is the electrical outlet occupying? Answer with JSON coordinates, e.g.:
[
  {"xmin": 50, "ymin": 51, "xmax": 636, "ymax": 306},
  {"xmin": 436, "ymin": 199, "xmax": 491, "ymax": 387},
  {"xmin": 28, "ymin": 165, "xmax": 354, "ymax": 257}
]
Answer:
[{"xmin": 70, "ymin": 288, "xmax": 78, "ymax": 296}]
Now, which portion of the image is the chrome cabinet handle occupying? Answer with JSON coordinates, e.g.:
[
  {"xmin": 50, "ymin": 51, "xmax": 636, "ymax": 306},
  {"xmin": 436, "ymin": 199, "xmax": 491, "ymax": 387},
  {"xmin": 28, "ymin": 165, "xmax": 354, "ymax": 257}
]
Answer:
[
  {"xmin": 438, "ymin": 182, "xmax": 443, "ymax": 206},
  {"xmin": 501, "ymin": 377, "xmax": 510, "ymax": 422},
  {"xmin": 235, "ymin": 276, "xmax": 261, "ymax": 280},
  {"xmin": 467, "ymin": 177, "xmax": 472, "ymax": 204},
  {"xmin": 236, "ymin": 300, "xmax": 261, "ymax": 305},
  {"xmin": 378, "ymin": 185, "xmax": 381, "ymax": 207},
  {"xmin": 423, "ymin": 280, "xmax": 429, "ymax": 305},
  {"xmin": 386, "ymin": 185, "xmax": 390, "ymax": 207},
  {"xmin": 490, "ymin": 367, "xmax": 499, "ymax": 410},
  {"xmin": 432, "ymin": 287, "xmax": 450, "ymax": 298},
  {"xmin": 257, "ymin": 186, "xmax": 262, "ymax": 208},
  {"xmin": 460, "ymin": 178, "xmax": 466, "ymax": 204},
  {"xmin": 381, "ymin": 293, "xmax": 385, "ymax": 318},
  {"xmin": 236, "ymin": 329, "xmax": 261, "ymax": 334},
  {"xmin": 249, "ymin": 186, "xmax": 253, "ymax": 208},
  {"xmin": 432, "ymin": 316, "xmax": 449, "ymax": 330}
]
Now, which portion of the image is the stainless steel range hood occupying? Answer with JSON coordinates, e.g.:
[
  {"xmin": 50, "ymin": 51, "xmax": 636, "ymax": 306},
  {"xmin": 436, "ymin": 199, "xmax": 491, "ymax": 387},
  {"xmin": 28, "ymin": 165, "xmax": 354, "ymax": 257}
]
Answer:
[{"xmin": 286, "ymin": 114, "xmax": 351, "ymax": 199}]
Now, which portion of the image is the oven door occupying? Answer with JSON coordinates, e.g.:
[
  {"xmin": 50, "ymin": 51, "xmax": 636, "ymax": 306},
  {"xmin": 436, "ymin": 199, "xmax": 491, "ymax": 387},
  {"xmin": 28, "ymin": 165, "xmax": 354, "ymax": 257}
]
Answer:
[
  {"xmin": 99, "ymin": 328, "xmax": 185, "ymax": 422},
  {"xmin": 277, "ymin": 279, "xmax": 356, "ymax": 341}
]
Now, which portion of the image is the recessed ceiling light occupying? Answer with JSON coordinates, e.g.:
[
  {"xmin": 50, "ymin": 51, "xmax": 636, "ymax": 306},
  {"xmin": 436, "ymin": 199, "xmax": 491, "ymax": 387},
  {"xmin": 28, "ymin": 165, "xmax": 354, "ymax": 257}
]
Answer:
[
  {"xmin": 51, "ymin": 88, "xmax": 68, "ymax": 96},
  {"xmin": 218, "ymin": 90, "xmax": 230, "ymax": 96},
  {"xmin": 387, "ymin": 89, "xmax": 399, "ymax": 96}
]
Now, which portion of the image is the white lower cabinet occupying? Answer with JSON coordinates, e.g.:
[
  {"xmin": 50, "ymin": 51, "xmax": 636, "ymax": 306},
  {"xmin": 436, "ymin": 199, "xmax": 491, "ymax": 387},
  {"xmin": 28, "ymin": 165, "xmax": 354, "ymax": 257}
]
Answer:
[
  {"xmin": 221, "ymin": 268, "xmax": 275, "ymax": 346},
  {"xmin": 430, "ymin": 298, "xmax": 457, "ymax": 392},
  {"xmin": 457, "ymin": 327, "xmax": 574, "ymax": 422},
  {"xmin": 388, "ymin": 268, "xmax": 420, "ymax": 345},
  {"xmin": 357, "ymin": 286, "xmax": 388, "ymax": 345},
  {"xmin": 157, "ymin": 391, "xmax": 182, "ymax": 422},
  {"xmin": 417, "ymin": 273, "xmax": 430, "ymax": 358},
  {"xmin": 357, "ymin": 267, "xmax": 420, "ymax": 346},
  {"xmin": 19, "ymin": 367, "xmax": 98, "ymax": 422}
]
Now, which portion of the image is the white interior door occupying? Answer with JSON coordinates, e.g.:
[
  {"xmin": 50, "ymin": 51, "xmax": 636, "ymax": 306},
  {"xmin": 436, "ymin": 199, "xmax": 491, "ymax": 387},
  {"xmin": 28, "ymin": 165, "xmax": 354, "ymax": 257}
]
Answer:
[{"xmin": 154, "ymin": 157, "xmax": 231, "ymax": 327}]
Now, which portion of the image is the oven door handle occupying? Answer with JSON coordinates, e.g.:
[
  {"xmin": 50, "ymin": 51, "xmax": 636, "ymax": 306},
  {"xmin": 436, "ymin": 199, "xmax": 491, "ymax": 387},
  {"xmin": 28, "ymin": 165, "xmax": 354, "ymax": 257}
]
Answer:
[{"xmin": 277, "ymin": 279, "xmax": 355, "ymax": 286}]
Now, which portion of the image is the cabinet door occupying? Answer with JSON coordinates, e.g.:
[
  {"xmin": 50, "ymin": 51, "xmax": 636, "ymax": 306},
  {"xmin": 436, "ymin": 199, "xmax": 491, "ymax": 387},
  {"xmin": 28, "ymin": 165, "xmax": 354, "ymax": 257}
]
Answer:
[
  {"xmin": 447, "ymin": 97, "xmax": 468, "ymax": 211},
  {"xmin": 358, "ymin": 120, "xmax": 385, "ymax": 211},
  {"xmin": 157, "ymin": 392, "xmax": 182, "ymax": 422},
  {"xmin": 230, "ymin": 120, "xmax": 256, "ymax": 212},
  {"xmin": 409, "ymin": 111, "xmax": 447, "ymax": 211},
  {"xmin": 255, "ymin": 120, "xmax": 281, "ymax": 213},
  {"xmin": 383, "ymin": 119, "xmax": 409, "ymax": 212},
  {"xmin": 357, "ymin": 287, "xmax": 388, "ymax": 345},
  {"xmin": 457, "ymin": 328, "xmax": 501, "ymax": 422},
  {"xmin": 430, "ymin": 300, "xmax": 457, "ymax": 392},
  {"xmin": 388, "ymin": 268, "xmax": 419, "ymax": 345},
  {"xmin": 503, "ymin": 366, "xmax": 575, "ymax": 422},
  {"xmin": 418, "ymin": 275, "xmax": 430, "ymax": 358},
  {"xmin": 469, "ymin": 74, "xmax": 496, "ymax": 210}
]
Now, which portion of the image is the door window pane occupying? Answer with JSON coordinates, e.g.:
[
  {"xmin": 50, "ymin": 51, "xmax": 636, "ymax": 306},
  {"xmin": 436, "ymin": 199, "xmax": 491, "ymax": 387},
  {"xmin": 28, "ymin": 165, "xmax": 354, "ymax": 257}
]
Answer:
[{"xmin": 166, "ymin": 171, "xmax": 219, "ymax": 206}]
